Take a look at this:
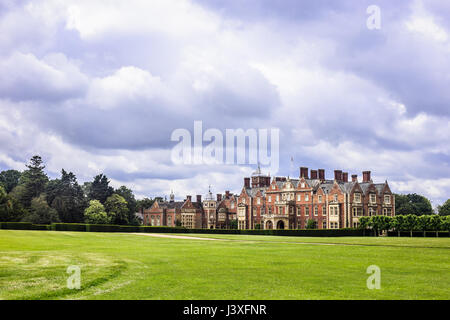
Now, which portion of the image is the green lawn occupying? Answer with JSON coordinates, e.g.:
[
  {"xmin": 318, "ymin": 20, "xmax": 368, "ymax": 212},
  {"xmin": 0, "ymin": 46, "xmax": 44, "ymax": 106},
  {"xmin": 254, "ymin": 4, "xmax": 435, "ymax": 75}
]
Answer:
[{"xmin": 0, "ymin": 230, "xmax": 449, "ymax": 300}]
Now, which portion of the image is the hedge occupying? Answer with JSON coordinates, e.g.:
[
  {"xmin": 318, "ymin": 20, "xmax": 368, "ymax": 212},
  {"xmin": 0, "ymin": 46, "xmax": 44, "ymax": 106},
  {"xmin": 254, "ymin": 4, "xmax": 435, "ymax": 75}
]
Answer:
[
  {"xmin": 0, "ymin": 222, "xmax": 33, "ymax": 230},
  {"xmin": 0, "ymin": 221, "xmax": 377, "ymax": 237},
  {"xmin": 51, "ymin": 223, "xmax": 87, "ymax": 232},
  {"xmin": 387, "ymin": 231, "xmax": 450, "ymax": 237}
]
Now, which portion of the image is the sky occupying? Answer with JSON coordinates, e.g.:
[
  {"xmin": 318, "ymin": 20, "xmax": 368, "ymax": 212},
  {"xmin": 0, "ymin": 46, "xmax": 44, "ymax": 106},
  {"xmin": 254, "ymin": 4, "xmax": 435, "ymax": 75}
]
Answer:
[{"xmin": 0, "ymin": 0, "xmax": 449, "ymax": 206}]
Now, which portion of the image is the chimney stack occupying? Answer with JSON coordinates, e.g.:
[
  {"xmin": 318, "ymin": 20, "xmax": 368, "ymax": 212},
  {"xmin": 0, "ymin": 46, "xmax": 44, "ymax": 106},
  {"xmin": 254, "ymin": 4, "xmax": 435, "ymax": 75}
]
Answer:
[
  {"xmin": 225, "ymin": 190, "xmax": 230, "ymax": 198},
  {"xmin": 342, "ymin": 172, "xmax": 348, "ymax": 183},
  {"xmin": 352, "ymin": 174, "xmax": 358, "ymax": 182},
  {"xmin": 186, "ymin": 195, "xmax": 192, "ymax": 202},
  {"xmin": 217, "ymin": 194, "xmax": 222, "ymax": 202},
  {"xmin": 363, "ymin": 171, "xmax": 371, "ymax": 182},
  {"xmin": 318, "ymin": 169, "xmax": 325, "ymax": 181},
  {"xmin": 300, "ymin": 167, "xmax": 309, "ymax": 179},
  {"xmin": 196, "ymin": 195, "xmax": 202, "ymax": 203},
  {"xmin": 244, "ymin": 177, "xmax": 250, "ymax": 188},
  {"xmin": 310, "ymin": 170, "xmax": 318, "ymax": 179},
  {"xmin": 334, "ymin": 170, "xmax": 343, "ymax": 182}
]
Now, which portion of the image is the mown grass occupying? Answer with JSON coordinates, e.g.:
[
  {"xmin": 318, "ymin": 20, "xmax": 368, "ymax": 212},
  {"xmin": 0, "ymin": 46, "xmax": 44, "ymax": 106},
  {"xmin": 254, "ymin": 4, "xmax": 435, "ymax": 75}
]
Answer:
[{"xmin": 0, "ymin": 230, "xmax": 448, "ymax": 300}]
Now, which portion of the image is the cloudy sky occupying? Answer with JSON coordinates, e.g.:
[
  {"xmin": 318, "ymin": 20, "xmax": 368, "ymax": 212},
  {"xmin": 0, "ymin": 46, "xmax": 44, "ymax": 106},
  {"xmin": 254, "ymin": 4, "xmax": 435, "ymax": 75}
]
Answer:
[{"xmin": 0, "ymin": 0, "xmax": 449, "ymax": 206}]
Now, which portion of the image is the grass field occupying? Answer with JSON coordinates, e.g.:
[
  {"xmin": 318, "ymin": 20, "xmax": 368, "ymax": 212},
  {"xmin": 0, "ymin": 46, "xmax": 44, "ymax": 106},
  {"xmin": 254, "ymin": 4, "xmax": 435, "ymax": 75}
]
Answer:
[{"xmin": 0, "ymin": 230, "xmax": 449, "ymax": 300}]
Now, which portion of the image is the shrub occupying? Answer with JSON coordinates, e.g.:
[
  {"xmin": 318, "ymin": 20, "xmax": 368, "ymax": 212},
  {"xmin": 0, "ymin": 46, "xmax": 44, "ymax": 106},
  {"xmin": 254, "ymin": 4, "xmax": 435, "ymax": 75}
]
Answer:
[
  {"xmin": 0, "ymin": 222, "xmax": 33, "ymax": 230},
  {"xmin": 51, "ymin": 223, "xmax": 86, "ymax": 232}
]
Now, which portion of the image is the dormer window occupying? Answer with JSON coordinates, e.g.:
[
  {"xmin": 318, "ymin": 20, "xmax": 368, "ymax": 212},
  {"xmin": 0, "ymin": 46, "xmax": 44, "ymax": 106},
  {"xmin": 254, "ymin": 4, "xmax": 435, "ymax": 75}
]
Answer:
[
  {"xmin": 301, "ymin": 182, "xmax": 305, "ymax": 188},
  {"xmin": 272, "ymin": 184, "xmax": 276, "ymax": 190},
  {"xmin": 370, "ymin": 194, "xmax": 376, "ymax": 204},
  {"xmin": 334, "ymin": 194, "xmax": 338, "ymax": 202},
  {"xmin": 384, "ymin": 195, "xmax": 390, "ymax": 204},
  {"xmin": 257, "ymin": 197, "xmax": 260, "ymax": 205},
  {"xmin": 354, "ymin": 193, "xmax": 361, "ymax": 203}
]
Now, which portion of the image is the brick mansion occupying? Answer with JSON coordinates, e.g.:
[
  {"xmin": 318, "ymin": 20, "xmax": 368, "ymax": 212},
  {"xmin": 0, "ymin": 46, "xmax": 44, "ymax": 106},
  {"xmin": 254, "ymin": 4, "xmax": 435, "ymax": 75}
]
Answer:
[{"xmin": 142, "ymin": 166, "xmax": 395, "ymax": 230}]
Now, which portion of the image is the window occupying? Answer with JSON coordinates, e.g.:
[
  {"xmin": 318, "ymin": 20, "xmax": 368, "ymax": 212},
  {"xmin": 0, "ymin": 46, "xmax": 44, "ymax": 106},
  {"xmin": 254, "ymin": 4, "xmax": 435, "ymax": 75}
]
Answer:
[
  {"xmin": 257, "ymin": 198, "xmax": 260, "ymax": 205},
  {"xmin": 334, "ymin": 194, "xmax": 338, "ymax": 202},
  {"xmin": 301, "ymin": 182, "xmax": 305, "ymax": 188},
  {"xmin": 268, "ymin": 196, "xmax": 272, "ymax": 202},
  {"xmin": 369, "ymin": 207, "xmax": 375, "ymax": 216},
  {"xmin": 305, "ymin": 194, "xmax": 309, "ymax": 201},
  {"xmin": 272, "ymin": 184, "xmax": 276, "ymax": 189},
  {"xmin": 323, "ymin": 221, "xmax": 327, "ymax": 229},
  {"xmin": 384, "ymin": 195, "xmax": 390, "ymax": 204},
  {"xmin": 297, "ymin": 194, "xmax": 301, "ymax": 201},
  {"xmin": 318, "ymin": 195, "xmax": 322, "ymax": 203},
  {"xmin": 297, "ymin": 207, "xmax": 301, "ymax": 216},
  {"xmin": 370, "ymin": 194, "xmax": 376, "ymax": 203},
  {"xmin": 231, "ymin": 202, "xmax": 235, "ymax": 209},
  {"xmin": 242, "ymin": 198, "xmax": 246, "ymax": 204},
  {"xmin": 322, "ymin": 207, "xmax": 326, "ymax": 216},
  {"xmin": 305, "ymin": 206, "xmax": 310, "ymax": 216},
  {"xmin": 352, "ymin": 207, "xmax": 363, "ymax": 217},
  {"xmin": 354, "ymin": 193, "xmax": 361, "ymax": 203},
  {"xmin": 276, "ymin": 195, "xmax": 280, "ymax": 202},
  {"xmin": 314, "ymin": 206, "xmax": 318, "ymax": 216}
]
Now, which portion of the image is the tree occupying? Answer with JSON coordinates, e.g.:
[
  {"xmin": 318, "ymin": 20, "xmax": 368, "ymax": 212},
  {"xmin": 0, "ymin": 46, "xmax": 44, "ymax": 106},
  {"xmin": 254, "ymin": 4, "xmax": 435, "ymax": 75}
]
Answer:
[
  {"xmin": 49, "ymin": 170, "xmax": 87, "ymax": 223},
  {"xmin": 437, "ymin": 199, "xmax": 450, "ymax": 216},
  {"xmin": 358, "ymin": 216, "xmax": 370, "ymax": 236},
  {"xmin": 391, "ymin": 215, "xmax": 406, "ymax": 237},
  {"xmin": 395, "ymin": 193, "xmax": 433, "ymax": 216},
  {"xmin": 84, "ymin": 200, "xmax": 112, "ymax": 224},
  {"xmin": 429, "ymin": 215, "xmax": 442, "ymax": 237},
  {"xmin": 404, "ymin": 214, "xmax": 419, "ymax": 237},
  {"xmin": 441, "ymin": 216, "xmax": 450, "ymax": 232},
  {"xmin": 306, "ymin": 219, "xmax": 317, "ymax": 229},
  {"xmin": 417, "ymin": 215, "xmax": 431, "ymax": 237},
  {"xmin": 0, "ymin": 169, "xmax": 22, "ymax": 193},
  {"xmin": 19, "ymin": 156, "xmax": 49, "ymax": 207},
  {"xmin": 88, "ymin": 174, "xmax": 114, "ymax": 204},
  {"xmin": 22, "ymin": 195, "xmax": 60, "ymax": 224},
  {"xmin": 104, "ymin": 194, "xmax": 129, "ymax": 225},
  {"xmin": 0, "ymin": 186, "xmax": 26, "ymax": 222},
  {"xmin": 115, "ymin": 186, "xmax": 139, "ymax": 225},
  {"xmin": 46, "ymin": 170, "xmax": 87, "ymax": 223}
]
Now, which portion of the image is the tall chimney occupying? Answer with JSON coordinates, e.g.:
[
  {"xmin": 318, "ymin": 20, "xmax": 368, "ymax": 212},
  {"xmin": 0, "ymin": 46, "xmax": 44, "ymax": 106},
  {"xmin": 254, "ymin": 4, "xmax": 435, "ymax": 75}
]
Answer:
[
  {"xmin": 311, "ymin": 170, "xmax": 318, "ymax": 179},
  {"xmin": 225, "ymin": 190, "xmax": 230, "ymax": 198},
  {"xmin": 244, "ymin": 178, "xmax": 250, "ymax": 188},
  {"xmin": 334, "ymin": 170, "xmax": 343, "ymax": 182},
  {"xmin": 352, "ymin": 174, "xmax": 358, "ymax": 182},
  {"xmin": 186, "ymin": 195, "xmax": 192, "ymax": 202},
  {"xmin": 363, "ymin": 171, "xmax": 371, "ymax": 182},
  {"xmin": 300, "ymin": 167, "xmax": 309, "ymax": 179},
  {"xmin": 217, "ymin": 194, "xmax": 222, "ymax": 202},
  {"xmin": 342, "ymin": 172, "xmax": 348, "ymax": 183},
  {"xmin": 318, "ymin": 169, "xmax": 325, "ymax": 180},
  {"xmin": 196, "ymin": 195, "xmax": 202, "ymax": 203}
]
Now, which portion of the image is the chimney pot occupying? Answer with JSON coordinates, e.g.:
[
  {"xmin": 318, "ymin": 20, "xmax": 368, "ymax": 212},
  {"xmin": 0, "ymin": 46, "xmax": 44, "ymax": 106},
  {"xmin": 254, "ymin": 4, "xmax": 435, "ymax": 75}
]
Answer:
[
  {"xmin": 334, "ymin": 170, "xmax": 343, "ymax": 182},
  {"xmin": 362, "ymin": 171, "xmax": 371, "ymax": 182},
  {"xmin": 186, "ymin": 195, "xmax": 192, "ymax": 202},
  {"xmin": 352, "ymin": 174, "xmax": 358, "ymax": 182},
  {"xmin": 244, "ymin": 177, "xmax": 250, "ymax": 188},
  {"xmin": 196, "ymin": 195, "xmax": 202, "ymax": 203},
  {"xmin": 342, "ymin": 172, "xmax": 348, "ymax": 182},
  {"xmin": 311, "ymin": 170, "xmax": 318, "ymax": 179},
  {"xmin": 318, "ymin": 169, "xmax": 325, "ymax": 180},
  {"xmin": 217, "ymin": 194, "xmax": 222, "ymax": 202},
  {"xmin": 300, "ymin": 167, "xmax": 309, "ymax": 179}
]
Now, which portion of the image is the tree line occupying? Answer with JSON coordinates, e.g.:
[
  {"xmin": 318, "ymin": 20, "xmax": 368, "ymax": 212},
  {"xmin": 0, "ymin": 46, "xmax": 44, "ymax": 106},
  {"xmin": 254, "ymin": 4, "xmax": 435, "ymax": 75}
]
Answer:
[
  {"xmin": 358, "ymin": 215, "xmax": 450, "ymax": 237},
  {"xmin": 0, "ymin": 155, "xmax": 156, "ymax": 225}
]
